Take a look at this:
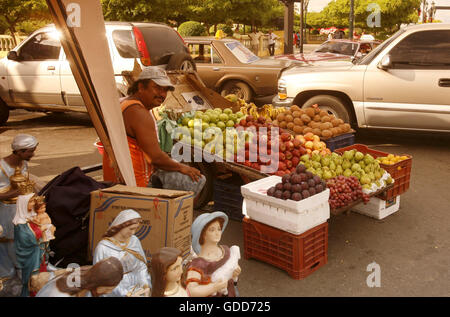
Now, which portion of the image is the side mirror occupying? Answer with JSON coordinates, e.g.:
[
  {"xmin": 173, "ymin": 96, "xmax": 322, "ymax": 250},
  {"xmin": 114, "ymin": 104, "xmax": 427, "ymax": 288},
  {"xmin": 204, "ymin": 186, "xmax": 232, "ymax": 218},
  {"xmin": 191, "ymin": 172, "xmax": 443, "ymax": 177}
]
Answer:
[
  {"xmin": 7, "ymin": 51, "xmax": 19, "ymax": 61},
  {"xmin": 378, "ymin": 54, "xmax": 392, "ymax": 70}
]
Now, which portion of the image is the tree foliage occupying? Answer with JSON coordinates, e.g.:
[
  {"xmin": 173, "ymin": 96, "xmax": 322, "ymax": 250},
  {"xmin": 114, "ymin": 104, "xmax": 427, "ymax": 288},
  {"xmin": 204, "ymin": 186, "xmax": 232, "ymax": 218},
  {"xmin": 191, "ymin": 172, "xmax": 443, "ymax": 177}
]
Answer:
[
  {"xmin": 0, "ymin": 0, "xmax": 49, "ymax": 42},
  {"xmin": 316, "ymin": 0, "xmax": 421, "ymax": 31}
]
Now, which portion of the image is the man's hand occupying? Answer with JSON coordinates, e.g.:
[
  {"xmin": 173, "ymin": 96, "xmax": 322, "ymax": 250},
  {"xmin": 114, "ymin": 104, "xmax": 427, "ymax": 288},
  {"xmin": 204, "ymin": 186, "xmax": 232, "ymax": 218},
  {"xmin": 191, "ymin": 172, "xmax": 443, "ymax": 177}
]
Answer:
[{"xmin": 179, "ymin": 164, "xmax": 201, "ymax": 182}]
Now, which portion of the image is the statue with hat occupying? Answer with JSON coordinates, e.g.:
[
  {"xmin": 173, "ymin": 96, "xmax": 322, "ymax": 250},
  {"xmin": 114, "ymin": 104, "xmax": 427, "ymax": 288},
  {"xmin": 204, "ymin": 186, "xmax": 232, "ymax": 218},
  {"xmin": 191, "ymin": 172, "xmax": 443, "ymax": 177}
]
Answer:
[
  {"xmin": 150, "ymin": 247, "xmax": 188, "ymax": 297},
  {"xmin": 93, "ymin": 209, "xmax": 151, "ymax": 297},
  {"xmin": 185, "ymin": 212, "xmax": 241, "ymax": 297},
  {"xmin": 0, "ymin": 134, "xmax": 40, "ymax": 294}
]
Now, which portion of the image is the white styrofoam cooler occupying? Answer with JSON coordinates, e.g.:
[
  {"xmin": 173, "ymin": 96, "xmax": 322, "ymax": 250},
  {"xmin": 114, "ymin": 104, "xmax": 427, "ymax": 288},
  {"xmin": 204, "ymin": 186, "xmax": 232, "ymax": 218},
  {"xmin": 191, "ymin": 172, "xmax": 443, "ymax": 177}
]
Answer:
[
  {"xmin": 352, "ymin": 196, "xmax": 400, "ymax": 219},
  {"xmin": 241, "ymin": 176, "xmax": 330, "ymax": 235}
]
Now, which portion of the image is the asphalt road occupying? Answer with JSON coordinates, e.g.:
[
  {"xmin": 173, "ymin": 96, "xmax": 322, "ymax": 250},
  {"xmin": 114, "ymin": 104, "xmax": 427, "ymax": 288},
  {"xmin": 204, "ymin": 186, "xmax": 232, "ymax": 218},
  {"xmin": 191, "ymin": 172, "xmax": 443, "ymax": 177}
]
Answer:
[{"xmin": 1, "ymin": 109, "xmax": 449, "ymax": 297}]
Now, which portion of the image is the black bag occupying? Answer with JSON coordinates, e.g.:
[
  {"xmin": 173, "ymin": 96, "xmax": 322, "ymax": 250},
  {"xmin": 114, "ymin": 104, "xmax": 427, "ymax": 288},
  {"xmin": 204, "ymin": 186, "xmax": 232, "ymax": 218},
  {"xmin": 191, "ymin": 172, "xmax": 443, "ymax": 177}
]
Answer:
[{"xmin": 39, "ymin": 167, "xmax": 111, "ymax": 267}]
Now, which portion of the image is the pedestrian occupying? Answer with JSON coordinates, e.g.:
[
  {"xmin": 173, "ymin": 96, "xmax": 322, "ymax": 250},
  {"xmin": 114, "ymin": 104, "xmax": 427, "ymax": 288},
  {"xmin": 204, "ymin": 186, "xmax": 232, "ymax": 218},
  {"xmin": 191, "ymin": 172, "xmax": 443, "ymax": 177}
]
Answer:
[
  {"xmin": 293, "ymin": 31, "xmax": 298, "ymax": 49},
  {"xmin": 102, "ymin": 66, "xmax": 205, "ymax": 196},
  {"xmin": 36, "ymin": 257, "xmax": 124, "ymax": 297},
  {"xmin": 248, "ymin": 28, "xmax": 263, "ymax": 55},
  {"xmin": 267, "ymin": 30, "xmax": 279, "ymax": 56},
  {"xmin": 0, "ymin": 134, "xmax": 39, "ymax": 289},
  {"xmin": 296, "ymin": 30, "xmax": 301, "ymax": 49}
]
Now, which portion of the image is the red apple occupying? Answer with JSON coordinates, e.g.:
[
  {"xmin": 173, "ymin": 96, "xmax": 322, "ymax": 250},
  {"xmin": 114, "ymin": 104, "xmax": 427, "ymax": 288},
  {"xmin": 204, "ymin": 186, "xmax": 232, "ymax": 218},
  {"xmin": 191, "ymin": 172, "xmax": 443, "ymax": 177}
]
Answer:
[
  {"xmin": 291, "ymin": 156, "xmax": 300, "ymax": 167},
  {"xmin": 285, "ymin": 151, "xmax": 293, "ymax": 160},
  {"xmin": 286, "ymin": 141, "xmax": 294, "ymax": 151},
  {"xmin": 239, "ymin": 119, "xmax": 247, "ymax": 126},
  {"xmin": 285, "ymin": 160, "xmax": 293, "ymax": 169},
  {"xmin": 292, "ymin": 149, "xmax": 300, "ymax": 158},
  {"xmin": 279, "ymin": 152, "xmax": 286, "ymax": 161}
]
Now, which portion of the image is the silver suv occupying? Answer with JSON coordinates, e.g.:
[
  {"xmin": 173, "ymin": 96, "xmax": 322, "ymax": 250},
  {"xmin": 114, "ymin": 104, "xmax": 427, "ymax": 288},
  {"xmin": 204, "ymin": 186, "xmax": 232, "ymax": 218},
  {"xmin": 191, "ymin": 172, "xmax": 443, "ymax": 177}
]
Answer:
[
  {"xmin": 273, "ymin": 23, "xmax": 450, "ymax": 132},
  {"xmin": 0, "ymin": 21, "xmax": 195, "ymax": 125}
]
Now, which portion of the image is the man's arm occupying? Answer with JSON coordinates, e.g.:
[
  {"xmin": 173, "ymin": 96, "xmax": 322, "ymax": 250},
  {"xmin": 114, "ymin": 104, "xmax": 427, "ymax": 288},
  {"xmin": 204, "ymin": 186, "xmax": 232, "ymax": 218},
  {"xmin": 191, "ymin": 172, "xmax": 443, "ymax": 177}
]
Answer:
[{"xmin": 123, "ymin": 106, "xmax": 201, "ymax": 181}]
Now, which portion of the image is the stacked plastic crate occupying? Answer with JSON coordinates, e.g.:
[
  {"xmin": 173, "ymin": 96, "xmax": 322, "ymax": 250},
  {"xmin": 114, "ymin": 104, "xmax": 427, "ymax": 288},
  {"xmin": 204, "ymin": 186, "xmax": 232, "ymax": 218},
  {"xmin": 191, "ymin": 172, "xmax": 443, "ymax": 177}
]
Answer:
[{"xmin": 241, "ymin": 176, "xmax": 330, "ymax": 279}]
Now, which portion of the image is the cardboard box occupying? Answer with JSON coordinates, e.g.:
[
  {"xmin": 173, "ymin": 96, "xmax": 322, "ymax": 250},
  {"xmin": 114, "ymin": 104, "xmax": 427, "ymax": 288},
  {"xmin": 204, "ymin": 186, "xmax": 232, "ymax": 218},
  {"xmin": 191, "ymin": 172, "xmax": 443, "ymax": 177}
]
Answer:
[
  {"xmin": 352, "ymin": 196, "xmax": 400, "ymax": 220},
  {"xmin": 88, "ymin": 185, "xmax": 194, "ymax": 262}
]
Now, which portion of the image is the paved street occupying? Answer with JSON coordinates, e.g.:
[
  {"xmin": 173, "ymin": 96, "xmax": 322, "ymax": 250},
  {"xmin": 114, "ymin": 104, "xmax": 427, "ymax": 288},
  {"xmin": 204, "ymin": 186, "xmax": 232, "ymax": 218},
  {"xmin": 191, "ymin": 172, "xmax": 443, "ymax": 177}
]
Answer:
[{"xmin": 1, "ymin": 109, "xmax": 449, "ymax": 297}]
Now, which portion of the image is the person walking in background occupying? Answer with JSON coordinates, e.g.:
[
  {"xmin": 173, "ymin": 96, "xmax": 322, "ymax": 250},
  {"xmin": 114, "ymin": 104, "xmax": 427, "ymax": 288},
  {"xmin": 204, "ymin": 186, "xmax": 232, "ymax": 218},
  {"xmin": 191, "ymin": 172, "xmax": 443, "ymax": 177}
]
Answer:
[
  {"xmin": 248, "ymin": 28, "xmax": 263, "ymax": 55},
  {"xmin": 296, "ymin": 30, "xmax": 301, "ymax": 49},
  {"xmin": 267, "ymin": 30, "xmax": 279, "ymax": 56}
]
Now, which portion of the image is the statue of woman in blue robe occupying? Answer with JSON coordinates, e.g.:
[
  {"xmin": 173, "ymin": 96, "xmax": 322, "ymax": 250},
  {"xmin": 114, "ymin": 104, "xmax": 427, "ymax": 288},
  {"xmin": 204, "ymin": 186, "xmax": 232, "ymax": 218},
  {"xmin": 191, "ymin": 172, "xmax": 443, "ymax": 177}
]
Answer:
[{"xmin": 93, "ymin": 209, "xmax": 151, "ymax": 297}]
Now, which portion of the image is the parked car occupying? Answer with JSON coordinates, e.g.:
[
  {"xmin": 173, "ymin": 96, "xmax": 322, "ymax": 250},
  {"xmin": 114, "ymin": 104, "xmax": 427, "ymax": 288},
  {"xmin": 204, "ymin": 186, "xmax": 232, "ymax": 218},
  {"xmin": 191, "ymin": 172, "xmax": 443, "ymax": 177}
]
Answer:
[
  {"xmin": 0, "ymin": 21, "xmax": 195, "ymax": 125},
  {"xmin": 184, "ymin": 37, "xmax": 299, "ymax": 104},
  {"xmin": 275, "ymin": 39, "xmax": 381, "ymax": 63},
  {"xmin": 273, "ymin": 23, "xmax": 450, "ymax": 132}
]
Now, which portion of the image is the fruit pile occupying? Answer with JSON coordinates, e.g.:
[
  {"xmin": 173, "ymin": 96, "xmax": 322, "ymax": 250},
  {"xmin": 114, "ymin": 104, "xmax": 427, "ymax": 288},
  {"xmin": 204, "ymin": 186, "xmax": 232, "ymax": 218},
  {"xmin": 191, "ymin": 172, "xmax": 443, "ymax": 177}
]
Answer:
[
  {"xmin": 176, "ymin": 107, "xmax": 248, "ymax": 159},
  {"xmin": 327, "ymin": 176, "xmax": 370, "ymax": 210},
  {"xmin": 267, "ymin": 164, "xmax": 327, "ymax": 201},
  {"xmin": 225, "ymin": 94, "xmax": 286, "ymax": 122},
  {"xmin": 300, "ymin": 150, "xmax": 393, "ymax": 193},
  {"xmin": 272, "ymin": 104, "xmax": 351, "ymax": 139},
  {"xmin": 236, "ymin": 116, "xmax": 308, "ymax": 175},
  {"xmin": 295, "ymin": 132, "xmax": 331, "ymax": 156},
  {"xmin": 376, "ymin": 154, "xmax": 409, "ymax": 166}
]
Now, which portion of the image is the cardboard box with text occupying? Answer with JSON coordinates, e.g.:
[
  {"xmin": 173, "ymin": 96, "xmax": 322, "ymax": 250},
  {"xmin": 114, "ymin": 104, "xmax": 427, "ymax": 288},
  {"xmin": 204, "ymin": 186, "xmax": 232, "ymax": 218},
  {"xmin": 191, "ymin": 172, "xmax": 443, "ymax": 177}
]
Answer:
[{"xmin": 88, "ymin": 185, "xmax": 194, "ymax": 262}]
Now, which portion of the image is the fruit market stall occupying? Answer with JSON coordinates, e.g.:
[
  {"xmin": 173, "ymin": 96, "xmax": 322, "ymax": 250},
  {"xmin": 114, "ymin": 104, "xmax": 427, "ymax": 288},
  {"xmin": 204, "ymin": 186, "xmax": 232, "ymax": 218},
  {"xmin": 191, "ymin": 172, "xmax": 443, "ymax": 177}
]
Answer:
[{"xmin": 154, "ymin": 92, "xmax": 413, "ymax": 279}]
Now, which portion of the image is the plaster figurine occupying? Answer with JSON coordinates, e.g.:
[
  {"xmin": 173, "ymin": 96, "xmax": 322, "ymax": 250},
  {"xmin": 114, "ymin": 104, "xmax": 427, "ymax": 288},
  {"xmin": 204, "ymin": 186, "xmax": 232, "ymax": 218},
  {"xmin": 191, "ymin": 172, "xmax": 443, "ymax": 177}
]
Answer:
[
  {"xmin": 36, "ymin": 257, "xmax": 124, "ymax": 297},
  {"xmin": 13, "ymin": 193, "xmax": 50, "ymax": 297},
  {"xmin": 185, "ymin": 212, "xmax": 241, "ymax": 297},
  {"xmin": 93, "ymin": 209, "xmax": 151, "ymax": 297},
  {"xmin": 151, "ymin": 247, "xmax": 188, "ymax": 297},
  {"xmin": 29, "ymin": 195, "xmax": 55, "ymax": 242}
]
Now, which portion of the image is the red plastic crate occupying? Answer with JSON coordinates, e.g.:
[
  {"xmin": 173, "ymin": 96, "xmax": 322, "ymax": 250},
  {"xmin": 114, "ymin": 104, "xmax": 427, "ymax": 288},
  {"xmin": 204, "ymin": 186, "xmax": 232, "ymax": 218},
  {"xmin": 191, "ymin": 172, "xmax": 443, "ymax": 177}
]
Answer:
[
  {"xmin": 243, "ymin": 217, "xmax": 328, "ymax": 280},
  {"xmin": 334, "ymin": 144, "xmax": 412, "ymax": 200}
]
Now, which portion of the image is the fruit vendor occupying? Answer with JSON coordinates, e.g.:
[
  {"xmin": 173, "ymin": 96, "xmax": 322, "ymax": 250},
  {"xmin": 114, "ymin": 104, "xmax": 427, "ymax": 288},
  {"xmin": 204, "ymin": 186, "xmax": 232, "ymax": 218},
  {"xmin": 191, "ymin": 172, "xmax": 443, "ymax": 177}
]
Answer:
[{"xmin": 102, "ymin": 66, "xmax": 205, "ymax": 196}]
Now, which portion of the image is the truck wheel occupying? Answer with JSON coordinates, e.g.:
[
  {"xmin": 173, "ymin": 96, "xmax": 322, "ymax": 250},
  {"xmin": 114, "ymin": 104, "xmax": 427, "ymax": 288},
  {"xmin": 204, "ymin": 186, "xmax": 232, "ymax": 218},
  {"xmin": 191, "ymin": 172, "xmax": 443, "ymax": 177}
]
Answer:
[
  {"xmin": 220, "ymin": 80, "xmax": 253, "ymax": 102},
  {"xmin": 302, "ymin": 95, "xmax": 351, "ymax": 123},
  {"xmin": 190, "ymin": 162, "xmax": 214, "ymax": 210},
  {"xmin": 167, "ymin": 53, "xmax": 197, "ymax": 72},
  {"xmin": 0, "ymin": 100, "xmax": 10, "ymax": 125}
]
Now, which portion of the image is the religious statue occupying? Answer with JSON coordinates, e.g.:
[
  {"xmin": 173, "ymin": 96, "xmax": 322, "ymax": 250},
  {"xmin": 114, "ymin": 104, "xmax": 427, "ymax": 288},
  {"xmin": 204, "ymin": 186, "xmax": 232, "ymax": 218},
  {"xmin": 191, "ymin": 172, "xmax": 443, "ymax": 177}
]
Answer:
[
  {"xmin": 36, "ymin": 257, "xmax": 124, "ymax": 297},
  {"xmin": 151, "ymin": 247, "xmax": 188, "ymax": 297},
  {"xmin": 13, "ymin": 193, "xmax": 51, "ymax": 296},
  {"xmin": 29, "ymin": 196, "xmax": 55, "ymax": 242},
  {"xmin": 185, "ymin": 211, "xmax": 241, "ymax": 297},
  {"xmin": 93, "ymin": 209, "xmax": 151, "ymax": 297}
]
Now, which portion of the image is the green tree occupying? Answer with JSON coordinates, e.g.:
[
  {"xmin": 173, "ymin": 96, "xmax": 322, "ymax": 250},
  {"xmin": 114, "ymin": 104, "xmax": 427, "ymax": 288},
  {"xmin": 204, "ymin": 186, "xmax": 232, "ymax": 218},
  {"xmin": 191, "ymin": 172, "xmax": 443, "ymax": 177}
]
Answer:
[
  {"xmin": 0, "ymin": 0, "xmax": 49, "ymax": 44},
  {"xmin": 321, "ymin": 0, "xmax": 421, "ymax": 32}
]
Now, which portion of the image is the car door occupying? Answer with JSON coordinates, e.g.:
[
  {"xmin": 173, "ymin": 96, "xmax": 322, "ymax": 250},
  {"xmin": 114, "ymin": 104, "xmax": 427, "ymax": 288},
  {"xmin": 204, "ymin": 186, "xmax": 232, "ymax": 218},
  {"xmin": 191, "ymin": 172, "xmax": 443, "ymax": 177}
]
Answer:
[
  {"xmin": 190, "ymin": 43, "xmax": 225, "ymax": 89},
  {"xmin": 363, "ymin": 29, "xmax": 450, "ymax": 131},
  {"xmin": 7, "ymin": 31, "xmax": 63, "ymax": 106}
]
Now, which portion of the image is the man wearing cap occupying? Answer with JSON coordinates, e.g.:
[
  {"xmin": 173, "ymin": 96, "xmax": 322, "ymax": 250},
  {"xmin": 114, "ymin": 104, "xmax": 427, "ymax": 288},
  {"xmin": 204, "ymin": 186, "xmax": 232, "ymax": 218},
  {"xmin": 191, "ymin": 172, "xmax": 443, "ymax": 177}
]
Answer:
[
  {"xmin": 0, "ymin": 134, "xmax": 39, "ymax": 286},
  {"xmin": 103, "ymin": 66, "xmax": 205, "ymax": 195}
]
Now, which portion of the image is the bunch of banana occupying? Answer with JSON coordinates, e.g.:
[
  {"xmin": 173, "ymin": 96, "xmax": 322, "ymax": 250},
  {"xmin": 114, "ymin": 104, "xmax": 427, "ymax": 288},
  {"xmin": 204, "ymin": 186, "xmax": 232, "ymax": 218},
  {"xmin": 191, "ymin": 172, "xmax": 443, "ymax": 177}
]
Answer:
[{"xmin": 247, "ymin": 103, "xmax": 259, "ymax": 118}]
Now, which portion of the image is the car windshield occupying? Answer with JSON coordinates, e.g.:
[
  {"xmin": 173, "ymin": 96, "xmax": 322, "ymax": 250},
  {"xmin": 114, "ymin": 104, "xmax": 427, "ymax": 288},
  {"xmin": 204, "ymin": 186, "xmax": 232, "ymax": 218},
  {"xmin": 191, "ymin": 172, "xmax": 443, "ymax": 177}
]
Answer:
[
  {"xmin": 224, "ymin": 41, "xmax": 260, "ymax": 64},
  {"xmin": 314, "ymin": 41, "xmax": 358, "ymax": 56},
  {"xmin": 357, "ymin": 28, "xmax": 406, "ymax": 65}
]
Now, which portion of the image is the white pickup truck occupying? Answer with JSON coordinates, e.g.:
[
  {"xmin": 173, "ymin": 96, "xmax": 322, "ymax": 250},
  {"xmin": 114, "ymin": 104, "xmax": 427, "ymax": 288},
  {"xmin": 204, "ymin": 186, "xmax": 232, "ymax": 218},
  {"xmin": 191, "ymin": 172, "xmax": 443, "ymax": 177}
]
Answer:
[
  {"xmin": 0, "ymin": 22, "xmax": 195, "ymax": 125},
  {"xmin": 272, "ymin": 23, "xmax": 450, "ymax": 132}
]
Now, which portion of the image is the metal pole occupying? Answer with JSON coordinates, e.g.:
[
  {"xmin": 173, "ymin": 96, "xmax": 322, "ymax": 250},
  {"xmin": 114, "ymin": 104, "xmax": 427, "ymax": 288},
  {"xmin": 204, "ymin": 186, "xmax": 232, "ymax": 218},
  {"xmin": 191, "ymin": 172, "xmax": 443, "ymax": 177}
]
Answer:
[
  {"xmin": 300, "ymin": 0, "xmax": 304, "ymax": 53},
  {"xmin": 349, "ymin": 0, "xmax": 354, "ymax": 40}
]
